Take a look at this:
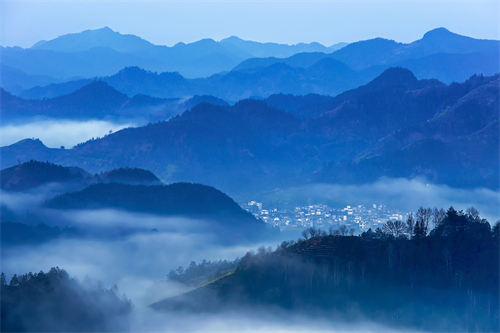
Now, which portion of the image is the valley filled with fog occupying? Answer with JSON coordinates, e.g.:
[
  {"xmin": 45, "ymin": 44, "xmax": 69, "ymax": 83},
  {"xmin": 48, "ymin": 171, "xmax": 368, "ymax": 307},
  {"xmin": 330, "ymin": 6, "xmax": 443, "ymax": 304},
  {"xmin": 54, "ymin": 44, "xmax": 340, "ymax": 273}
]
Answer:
[{"xmin": 1, "ymin": 13, "xmax": 499, "ymax": 332}]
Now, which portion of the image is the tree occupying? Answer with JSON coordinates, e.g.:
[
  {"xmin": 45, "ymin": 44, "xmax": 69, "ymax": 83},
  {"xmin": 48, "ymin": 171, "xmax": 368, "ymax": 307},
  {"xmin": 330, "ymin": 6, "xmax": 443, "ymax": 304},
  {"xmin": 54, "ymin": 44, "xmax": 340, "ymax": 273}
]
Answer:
[
  {"xmin": 1, "ymin": 272, "xmax": 6, "ymax": 286},
  {"xmin": 9, "ymin": 274, "xmax": 19, "ymax": 287},
  {"xmin": 361, "ymin": 228, "xmax": 375, "ymax": 238},
  {"xmin": 339, "ymin": 225, "xmax": 349, "ymax": 236},
  {"xmin": 416, "ymin": 207, "xmax": 432, "ymax": 235},
  {"xmin": 414, "ymin": 220, "xmax": 427, "ymax": 239},
  {"xmin": 329, "ymin": 227, "xmax": 340, "ymax": 236},
  {"xmin": 301, "ymin": 229, "xmax": 310, "ymax": 240},
  {"xmin": 466, "ymin": 207, "xmax": 480, "ymax": 221},
  {"xmin": 406, "ymin": 213, "xmax": 415, "ymax": 239},
  {"xmin": 492, "ymin": 221, "xmax": 500, "ymax": 247},
  {"xmin": 383, "ymin": 220, "xmax": 407, "ymax": 238},
  {"xmin": 432, "ymin": 207, "xmax": 446, "ymax": 229}
]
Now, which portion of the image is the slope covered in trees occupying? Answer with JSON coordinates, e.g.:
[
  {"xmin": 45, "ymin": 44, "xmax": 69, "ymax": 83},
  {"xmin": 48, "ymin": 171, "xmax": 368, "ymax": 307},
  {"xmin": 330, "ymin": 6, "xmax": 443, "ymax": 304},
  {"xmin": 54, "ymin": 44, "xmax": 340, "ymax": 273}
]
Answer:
[
  {"xmin": 98, "ymin": 167, "xmax": 162, "ymax": 185},
  {"xmin": 0, "ymin": 160, "xmax": 91, "ymax": 191},
  {"xmin": 45, "ymin": 182, "xmax": 253, "ymax": 219},
  {"xmin": 154, "ymin": 207, "xmax": 499, "ymax": 332},
  {"xmin": 0, "ymin": 160, "xmax": 164, "ymax": 191},
  {"xmin": 1, "ymin": 267, "xmax": 132, "ymax": 332},
  {"xmin": 44, "ymin": 182, "xmax": 268, "ymax": 241}
]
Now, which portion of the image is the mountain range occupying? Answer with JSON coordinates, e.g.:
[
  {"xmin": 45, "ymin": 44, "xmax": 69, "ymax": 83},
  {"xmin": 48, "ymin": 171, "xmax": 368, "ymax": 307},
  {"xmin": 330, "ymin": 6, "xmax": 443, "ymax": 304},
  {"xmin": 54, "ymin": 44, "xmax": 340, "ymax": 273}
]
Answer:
[
  {"xmin": 1, "ymin": 27, "xmax": 498, "ymax": 101},
  {"xmin": 0, "ymin": 81, "xmax": 229, "ymax": 123},
  {"xmin": 2, "ymin": 68, "xmax": 498, "ymax": 196},
  {"xmin": 13, "ymin": 63, "xmax": 377, "ymax": 102},
  {"xmin": 0, "ymin": 26, "xmax": 346, "ymax": 89}
]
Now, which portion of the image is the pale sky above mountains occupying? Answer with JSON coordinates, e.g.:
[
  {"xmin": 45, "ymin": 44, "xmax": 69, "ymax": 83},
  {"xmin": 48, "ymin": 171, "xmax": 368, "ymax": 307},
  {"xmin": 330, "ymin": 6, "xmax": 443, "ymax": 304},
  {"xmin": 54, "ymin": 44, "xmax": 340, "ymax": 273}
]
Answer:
[{"xmin": 1, "ymin": 1, "xmax": 499, "ymax": 48}]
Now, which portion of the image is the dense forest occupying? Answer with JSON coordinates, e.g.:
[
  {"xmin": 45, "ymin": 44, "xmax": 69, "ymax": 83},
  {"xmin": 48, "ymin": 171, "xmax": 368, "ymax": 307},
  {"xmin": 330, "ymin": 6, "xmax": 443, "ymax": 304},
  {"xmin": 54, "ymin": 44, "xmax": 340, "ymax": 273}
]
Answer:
[
  {"xmin": 155, "ymin": 207, "xmax": 499, "ymax": 332},
  {"xmin": 1, "ymin": 267, "xmax": 132, "ymax": 332}
]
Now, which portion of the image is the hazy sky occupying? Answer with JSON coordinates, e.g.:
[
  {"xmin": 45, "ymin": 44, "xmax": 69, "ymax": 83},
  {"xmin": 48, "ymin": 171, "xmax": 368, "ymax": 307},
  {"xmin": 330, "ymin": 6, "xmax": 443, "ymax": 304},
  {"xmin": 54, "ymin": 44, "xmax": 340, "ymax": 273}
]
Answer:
[{"xmin": 1, "ymin": 1, "xmax": 499, "ymax": 48}]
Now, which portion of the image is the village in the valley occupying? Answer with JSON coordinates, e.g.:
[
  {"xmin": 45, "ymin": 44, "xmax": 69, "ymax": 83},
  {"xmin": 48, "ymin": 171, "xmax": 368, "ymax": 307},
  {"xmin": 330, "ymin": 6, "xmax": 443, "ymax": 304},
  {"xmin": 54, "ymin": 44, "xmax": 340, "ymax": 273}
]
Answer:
[{"xmin": 242, "ymin": 201, "xmax": 411, "ymax": 233}]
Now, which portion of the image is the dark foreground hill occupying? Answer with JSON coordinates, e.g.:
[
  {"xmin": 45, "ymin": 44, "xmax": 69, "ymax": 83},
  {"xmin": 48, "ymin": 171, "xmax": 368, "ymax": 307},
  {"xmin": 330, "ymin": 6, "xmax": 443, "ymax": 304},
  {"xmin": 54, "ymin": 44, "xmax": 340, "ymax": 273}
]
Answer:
[
  {"xmin": 1, "ymin": 267, "xmax": 132, "ymax": 332},
  {"xmin": 153, "ymin": 207, "xmax": 499, "ymax": 332}
]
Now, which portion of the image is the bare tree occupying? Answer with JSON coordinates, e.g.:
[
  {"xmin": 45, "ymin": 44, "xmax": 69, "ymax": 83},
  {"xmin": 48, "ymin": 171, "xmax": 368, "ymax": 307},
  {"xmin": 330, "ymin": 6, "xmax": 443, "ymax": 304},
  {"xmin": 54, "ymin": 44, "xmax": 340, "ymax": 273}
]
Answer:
[
  {"xmin": 417, "ymin": 207, "xmax": 432, "ymax": 235},
  {"xmin": 432, "ymin": 207, "xmax": 446, "ymax": 230},
  {"xmin": 383, "ymin": 220, "xmax": 407, "ymax": 238},
  {"xmin": 329, "ymin": 227, "xmax": 340, "ymax": 236},
  {"xmin": 339, "ymin": 225, "xmax": 349, "ymax": 236},
  {"xmin": 466, "ymin": 206, "xmax": 480, "ymax": 220},
  {"xmin": 301, "ymin": 229, "xmax": 310, "ymax": 240}
]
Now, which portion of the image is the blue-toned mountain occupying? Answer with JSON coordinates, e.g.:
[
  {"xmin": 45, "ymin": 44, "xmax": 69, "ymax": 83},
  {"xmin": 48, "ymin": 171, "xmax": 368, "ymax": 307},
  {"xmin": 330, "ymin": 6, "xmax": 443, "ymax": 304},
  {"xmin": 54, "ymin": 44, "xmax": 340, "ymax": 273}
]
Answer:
[
  {"xmin": 2, "ymin": 69, "xmax": 498, "ymax": 193},
  {"xmin": 1, "ymin": 27, "xmax": 345, "ymax": 80},
  {"xmin": 32, "ymin": 27, "xmax": 154, "ymax": 53}
]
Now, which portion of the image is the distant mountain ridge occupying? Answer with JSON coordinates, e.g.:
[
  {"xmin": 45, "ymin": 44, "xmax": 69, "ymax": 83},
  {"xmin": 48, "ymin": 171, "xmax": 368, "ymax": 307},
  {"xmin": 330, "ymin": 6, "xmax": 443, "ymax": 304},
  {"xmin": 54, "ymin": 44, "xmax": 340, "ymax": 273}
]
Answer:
[
  {"xmin": 2, "ymin": 26, "xmax": 498, "ymax": 95},
  {"xmin": 230, "ymin": 28, "xmax": 499, "ymax": 84},
  {"xmin": 0, "ymin": 27, "xmax": 347, "ymax": 81},
  {"xmin": 31, "ymin": 27, "xmax": 155, "ymax": 53},
  {"xmin": 8, "ymin": 27, "xmax": 498, "ymax": 103}
]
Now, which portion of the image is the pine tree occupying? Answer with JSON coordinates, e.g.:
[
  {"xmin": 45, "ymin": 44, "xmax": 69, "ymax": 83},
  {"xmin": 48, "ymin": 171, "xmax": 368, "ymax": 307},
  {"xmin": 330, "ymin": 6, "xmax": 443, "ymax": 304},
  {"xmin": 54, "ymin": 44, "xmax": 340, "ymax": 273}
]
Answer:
[{"xmin": 9, "ymin": 274, "xmax": 19, "ymax": 286}]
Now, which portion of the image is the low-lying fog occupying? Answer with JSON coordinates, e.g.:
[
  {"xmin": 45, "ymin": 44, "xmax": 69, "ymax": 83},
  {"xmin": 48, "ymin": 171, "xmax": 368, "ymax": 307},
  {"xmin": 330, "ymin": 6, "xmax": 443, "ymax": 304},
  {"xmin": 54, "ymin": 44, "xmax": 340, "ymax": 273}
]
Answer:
[
  {"xmin": 0, "ymin": 119, "xmax": 138, "ymax": 148},
  {"xmin": 129, "ymin": 308, "xmax": 422, "ymax": 332},
  {"xmin": 1, "ymin": 177, "xmax": 496, "ymax": 332},
  {"xmin": 275, "ymin": 178, "xmax": 500, "ymax": 223}
]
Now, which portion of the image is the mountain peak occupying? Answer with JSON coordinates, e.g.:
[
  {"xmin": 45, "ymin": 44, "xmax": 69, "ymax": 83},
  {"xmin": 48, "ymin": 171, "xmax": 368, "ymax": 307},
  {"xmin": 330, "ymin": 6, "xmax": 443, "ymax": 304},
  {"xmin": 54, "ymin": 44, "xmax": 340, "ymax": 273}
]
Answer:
[
  {"xmin": 221, "ymin": 36, "xmax": 244, "ymax": 43},
  {"xmin": 366, "ymin": 67, "xmax": 418, "ymax": 89},
  {"xmin": 96, "ymin": 26, "xmax": 114, "ymax": 32},
  {"xmin": 31, "ymin": 27, "xmax": 154, "ymax": 53},
  {"xmin": 422, "ymin": 27, "xmax": 455, "ymax": 39}
]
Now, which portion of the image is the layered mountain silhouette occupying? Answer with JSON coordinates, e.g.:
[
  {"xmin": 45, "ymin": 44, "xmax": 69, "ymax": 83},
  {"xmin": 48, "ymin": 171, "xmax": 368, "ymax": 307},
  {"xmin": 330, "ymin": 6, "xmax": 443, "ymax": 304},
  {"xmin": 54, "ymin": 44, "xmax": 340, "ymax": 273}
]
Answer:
[
  {"xmin": 2, "ymin": 27, "xmax": 497, "ymax": 100},
  {"xmin": 230, "ymin": 28, "xmax": 499, "ymax": 85},
  {"xmin": 0, "ymin": 27, "xmax": 347, "ymax": 83},
  {"xmin": 2, "ymin": 69, "xmax": 498, "ymax": 193},
  {"xmin": 14, "ymin": 63, "xmax": 376, "ymax": 102},
  {"xmin": 1, "ymin": 81, "xmax": 226, "ymax": 122},
  {"xmin": 0, "ymin": 161, "xmax": 269, "ymax": 243},
  {"xmin": 326, "ymin": 28, "xmax": 499, "ymax": 70},
  {"xmin": 318, "ymin": 74, "xmax": 500, "ymax": 188}
]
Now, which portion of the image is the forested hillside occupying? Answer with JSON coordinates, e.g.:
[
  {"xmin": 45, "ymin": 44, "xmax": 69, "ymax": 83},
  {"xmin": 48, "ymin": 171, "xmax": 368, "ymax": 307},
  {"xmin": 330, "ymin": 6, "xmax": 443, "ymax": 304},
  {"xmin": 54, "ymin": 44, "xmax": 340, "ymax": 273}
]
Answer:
[{"xmin": 154, "ymin": 207, "xmax": 499, "ymax": 332}]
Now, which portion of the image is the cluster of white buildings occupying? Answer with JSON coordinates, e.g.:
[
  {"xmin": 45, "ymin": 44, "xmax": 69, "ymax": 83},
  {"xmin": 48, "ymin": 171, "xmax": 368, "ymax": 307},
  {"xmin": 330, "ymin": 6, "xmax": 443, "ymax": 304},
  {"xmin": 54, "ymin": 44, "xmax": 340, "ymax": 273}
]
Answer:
[{"xmin": 243, "ymin": 201, "xmax": 410, "ymax": 232}]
